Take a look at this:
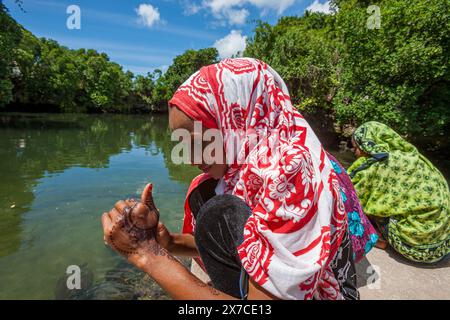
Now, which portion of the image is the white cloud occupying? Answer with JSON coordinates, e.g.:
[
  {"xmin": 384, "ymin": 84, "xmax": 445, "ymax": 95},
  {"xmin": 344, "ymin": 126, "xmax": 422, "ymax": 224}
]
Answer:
[
  {"xmin": 136, "ymin": 4, "xmax": 161, "ymax": 28},
  {"xmin": 214, "ymin": 30, "xmax": 247, "ymax": 59},
  {"xmin": 305, "ymin": 0, "xmax": 331, "ymax": 14},
  {"xmin": 203, "ymin": 0, "xmax": 247, "ymax": 26},
  {"xmin": 183, "ymin": 0, "xmax": 202, "ymax": 15},
  {"xmin": 225, "ymin": 8, "xmax": 249, "ymax": 25},
  {"xmin": 207, "ymin": 0, "xmax": 241, "ymax": 13},
  {"xmin": 205, "ymin": 0, "xmax": 294, "ymax": 14},
  {"xmin": 183, "ymin": 0, "xmax": 295, "ymax": 25}
]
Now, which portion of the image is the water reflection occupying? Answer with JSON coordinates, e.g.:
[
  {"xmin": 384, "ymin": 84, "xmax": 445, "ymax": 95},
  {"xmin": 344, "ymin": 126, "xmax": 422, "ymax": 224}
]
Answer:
[{"xmin": 0, "ymin": 113, "xmax": 201, "ymax": 299}]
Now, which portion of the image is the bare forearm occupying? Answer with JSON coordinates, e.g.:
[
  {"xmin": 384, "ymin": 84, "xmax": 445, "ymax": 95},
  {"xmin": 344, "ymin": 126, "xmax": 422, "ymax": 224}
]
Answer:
[
  {"xmin": 166, "ymin": 233, "xmax": 199, "ymax": 257},
  {"xmin": 139, "ymin": 240, "xmax": 236, "ymax": 300}
]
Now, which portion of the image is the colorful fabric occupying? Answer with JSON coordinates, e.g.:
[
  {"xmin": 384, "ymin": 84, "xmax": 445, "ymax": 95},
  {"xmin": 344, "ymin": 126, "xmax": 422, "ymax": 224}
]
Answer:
[
  {"xmin": 348, "ymin": 121, "xmax": 449, "ymax": 263},
  {"xmin": 327, "ymin": 153, "xmax": 378, "ymax": 262},
  {"xmin": 170, "ymin": 58, "xmax": 347, "ymax": 300}
]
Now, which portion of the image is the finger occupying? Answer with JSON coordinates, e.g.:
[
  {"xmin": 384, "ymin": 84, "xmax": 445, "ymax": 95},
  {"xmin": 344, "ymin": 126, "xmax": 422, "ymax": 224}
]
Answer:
[
  {"xmin": 124, "ymin": 198, "xmax": 137, "ymax": 207},
  {"xmin": 157, "ymin": 222, "xmax": 166, "ymax": 233},
  {"xmin": 156, "ymin": 222, "xmax": 165, "ymax": 241},
  {"xmin": 108, "ymin": 208, "xmax": 123, "ymax": 224},
  {"xmin": 114, "ymin": 200, "xmax": 129, "ymax": 214},
  {"xmin": 141, "ymin": 183, "xmax": 154, "ymax": 207},
  {"xmin": 101, "ymin": 212, "xmax": 112, "ymax": 235},
  {"xmin": 129, "ymin": 202, "xmax": 157, "ymax": 228},
  {"xmin": 131, "ymin": 202, "xmax": 148, "ymax": 216}
]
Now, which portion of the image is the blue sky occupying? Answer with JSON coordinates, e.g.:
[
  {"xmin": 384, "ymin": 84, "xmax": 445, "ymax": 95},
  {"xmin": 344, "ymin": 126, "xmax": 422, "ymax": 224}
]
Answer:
[{"xmin": 3, "ymin": 0, "xmax": 331, "ymax": 75}]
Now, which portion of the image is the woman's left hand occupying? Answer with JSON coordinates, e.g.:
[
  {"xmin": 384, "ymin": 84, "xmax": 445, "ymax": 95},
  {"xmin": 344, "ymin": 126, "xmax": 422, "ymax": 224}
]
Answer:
[{"xmin": 101, "ymin": 183, "xmax": 160, "ymax": 268}]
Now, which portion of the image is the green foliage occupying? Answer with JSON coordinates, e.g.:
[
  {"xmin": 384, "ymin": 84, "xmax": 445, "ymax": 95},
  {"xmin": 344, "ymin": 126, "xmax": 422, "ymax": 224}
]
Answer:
[
  {"xmin": 245, "ymin": 14, "xmax": 338, "ymax": 112},
  {"xmin": 11, "ymin": 34, "xmax": 135, "ymax": 113},
  {"xmin": 245, "ymin": 0, "xmax": 449, "ymax": 148},
  {"xmin": 333, "ymin": 0, "xmax": 450, "ymax": 142},
  {"xmin": 0, "ymin": 4, "xmax": 22, "ymax": 107},
  {"xmin": 1, "ymin": 6, "xmax": 217, "ymax": 113}
]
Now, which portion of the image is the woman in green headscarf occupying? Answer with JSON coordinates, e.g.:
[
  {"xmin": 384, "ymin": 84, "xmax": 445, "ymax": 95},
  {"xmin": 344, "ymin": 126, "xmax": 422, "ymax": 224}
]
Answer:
[{"xmin": 348, "ymin": 121, "xmax": 449, "ymax": 263}]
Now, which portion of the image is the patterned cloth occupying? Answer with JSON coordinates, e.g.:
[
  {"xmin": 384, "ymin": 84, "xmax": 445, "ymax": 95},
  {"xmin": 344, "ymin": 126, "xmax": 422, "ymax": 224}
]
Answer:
[
  {"xmin": 348, "ymin": 121, "xmax": 449, "ymax": 263},
  {"xmin": 169, "ymin": 58, "xmax": 348, "ymax": 300},
  {"xmin": 327, "ymin": 153, "xmax": 378, "ymax": 263}
]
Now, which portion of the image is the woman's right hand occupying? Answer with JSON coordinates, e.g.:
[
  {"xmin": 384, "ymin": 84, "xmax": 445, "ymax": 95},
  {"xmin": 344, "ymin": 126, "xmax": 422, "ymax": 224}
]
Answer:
[{"xmin": 102, "ymin": 183, "xmax": 160, "ymax": 265}]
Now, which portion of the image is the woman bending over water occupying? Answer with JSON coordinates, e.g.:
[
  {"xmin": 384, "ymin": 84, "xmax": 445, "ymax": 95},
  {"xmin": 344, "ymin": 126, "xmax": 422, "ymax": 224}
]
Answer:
[
  {"xmin": 101, "ymin": 58, "xmax": 376, "ymax": 300},
  {"xmin": 349, "ymin": 121, "xmax": 449, "ymax": 263}
]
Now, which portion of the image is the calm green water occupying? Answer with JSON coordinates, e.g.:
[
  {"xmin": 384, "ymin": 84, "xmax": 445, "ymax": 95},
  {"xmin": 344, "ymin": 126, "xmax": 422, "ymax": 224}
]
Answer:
[{"xmin": 0, "ymin": 113, "xmax": 200, "ymax": 299}]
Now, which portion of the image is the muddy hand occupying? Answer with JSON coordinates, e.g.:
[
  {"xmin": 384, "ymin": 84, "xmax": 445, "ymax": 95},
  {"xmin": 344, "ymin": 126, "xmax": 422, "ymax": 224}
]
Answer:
[{"xmin": 102, "ymin": 183, "xmax": 160, "ymax": 257}]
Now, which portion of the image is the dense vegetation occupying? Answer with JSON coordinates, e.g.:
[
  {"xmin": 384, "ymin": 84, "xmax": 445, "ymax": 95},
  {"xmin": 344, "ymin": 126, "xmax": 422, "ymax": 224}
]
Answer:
[
  {"xmin": 245, "ymin": 0, "xmax": 449, "ymax": 148},
  {"xmin": 0, "ymin": 3, "xmax": 218, "ymax": 113},
  {"xmin": 1, "ymin": 0, "xmax": 449, "ymax": 149}
]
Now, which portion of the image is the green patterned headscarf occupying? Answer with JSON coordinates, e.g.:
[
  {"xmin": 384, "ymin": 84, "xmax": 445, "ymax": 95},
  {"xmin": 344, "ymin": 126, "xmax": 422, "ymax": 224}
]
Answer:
[{"xmin": 348, "ymin": 121, "xmax": 449, "ymax": 263}]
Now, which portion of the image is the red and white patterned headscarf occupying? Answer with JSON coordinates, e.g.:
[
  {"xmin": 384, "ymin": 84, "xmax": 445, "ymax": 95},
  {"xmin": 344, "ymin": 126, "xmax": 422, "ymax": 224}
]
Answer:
[{"xmin": 169, "ymin": 58, "xmax": 347, "ymax": 300}]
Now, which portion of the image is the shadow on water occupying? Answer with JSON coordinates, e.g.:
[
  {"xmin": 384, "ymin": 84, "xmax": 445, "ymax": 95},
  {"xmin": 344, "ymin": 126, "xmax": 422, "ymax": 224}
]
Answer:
[
  {"xmin": 53, "ymin": 261, "xmax": 162, "ymax": 300},
  {"xmin": 54, "ymin": 258, "xmax": 192, "ymax": 300}
]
